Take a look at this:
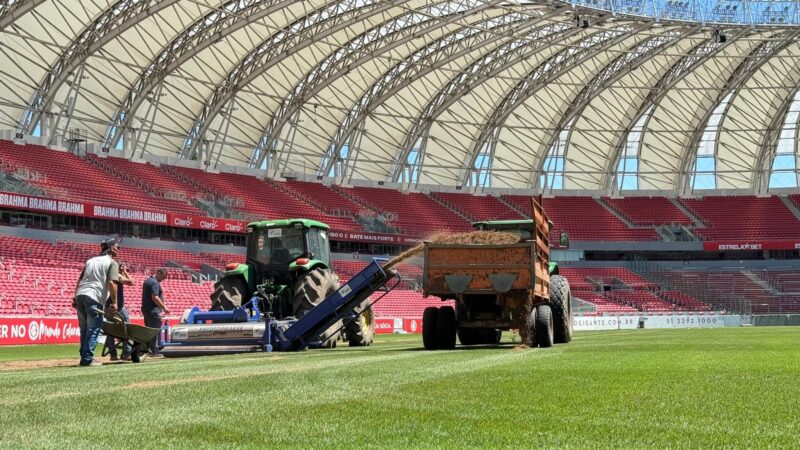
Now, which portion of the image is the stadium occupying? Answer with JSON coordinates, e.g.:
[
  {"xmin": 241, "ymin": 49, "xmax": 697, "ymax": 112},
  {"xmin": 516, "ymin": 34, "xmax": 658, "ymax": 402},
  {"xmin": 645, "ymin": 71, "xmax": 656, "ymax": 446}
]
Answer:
[{"xmin": 1, "ymin": 0, "xmax": 799, "ymax": 447}]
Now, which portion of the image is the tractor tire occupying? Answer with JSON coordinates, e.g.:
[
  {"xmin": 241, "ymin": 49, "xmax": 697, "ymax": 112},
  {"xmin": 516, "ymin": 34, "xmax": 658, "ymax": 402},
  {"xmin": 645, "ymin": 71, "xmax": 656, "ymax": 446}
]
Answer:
[
  {"xmin": 293, "ymin": 268, "xmax": 340, "ymax": 347},
  {"xmin": 422, "ymin": 307, "xmax": 439, "ymax": 350},
  {"xmin": 209, "ymin": 277, "xmax": 248, "ymax": 311},
  {"xmin": 346, "ymin": 302, "xmax": 375, "ymax": 347},
  {"xmin": 535, "ymin": 303, "xmax": 554, "ymax": 348},
  {"xmin": 550, "ymin": 275, "xmax": 573, "ymax": 344},
  {"xmin": 437, "ymin": 306, "xmax": 457, "ymax": 350}
]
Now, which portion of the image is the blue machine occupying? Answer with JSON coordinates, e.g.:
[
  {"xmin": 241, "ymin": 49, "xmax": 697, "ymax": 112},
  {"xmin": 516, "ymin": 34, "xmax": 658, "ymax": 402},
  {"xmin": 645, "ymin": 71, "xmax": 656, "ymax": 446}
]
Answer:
[{"xmin": 161, "ymin": 259, "xmax": 394, "ymax": 356}]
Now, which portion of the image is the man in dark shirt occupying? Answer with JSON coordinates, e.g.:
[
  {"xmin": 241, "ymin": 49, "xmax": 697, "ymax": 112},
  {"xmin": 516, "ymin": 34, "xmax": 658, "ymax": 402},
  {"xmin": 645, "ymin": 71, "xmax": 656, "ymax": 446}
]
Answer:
[{"xmin": 142, "ymin": 268, "xmax": 169, "ymax": 356}]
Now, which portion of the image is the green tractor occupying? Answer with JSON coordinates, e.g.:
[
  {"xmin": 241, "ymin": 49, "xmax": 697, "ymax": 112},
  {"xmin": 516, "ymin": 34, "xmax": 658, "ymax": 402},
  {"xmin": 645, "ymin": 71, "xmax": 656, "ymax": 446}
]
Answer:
[{"xmin": 210, "ymin": 219, "xmax": 374, "ymax": 347}]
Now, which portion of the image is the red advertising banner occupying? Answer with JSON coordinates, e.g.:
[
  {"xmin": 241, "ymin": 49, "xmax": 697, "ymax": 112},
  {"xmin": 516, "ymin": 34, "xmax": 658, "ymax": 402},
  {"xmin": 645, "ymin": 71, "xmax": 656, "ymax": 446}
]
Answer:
[
  {"xmin": 0, "ymin": 191, "xmax": 87, "ymax": 217},
  {"xmin": 168, "ymin": 214, "xmax": 247, "ymax": 233},
  {"xmin": 703, "ymin": 241, "xmax": 800, "ymax": 251},
  {"xmin": 403, "ymin": 317, "xmax": 422, "ymax": 334},
  {"xmin": 327, "ymin": 230, "xmax": 422, "ymax": 245},
  {"xmin": 373, "ymin": 318, "xmax": 396, "ymax": 334},
  {"xmin": 0, "ymin": 315, "xmax": 415, "ymax": 345},
  {"xmin": 0, "ymin": 317, "xmax": 82, "ymax": 345},
  {"xmin": 1, "ymin": 191, "xmax": 422, "ymax": 244}
]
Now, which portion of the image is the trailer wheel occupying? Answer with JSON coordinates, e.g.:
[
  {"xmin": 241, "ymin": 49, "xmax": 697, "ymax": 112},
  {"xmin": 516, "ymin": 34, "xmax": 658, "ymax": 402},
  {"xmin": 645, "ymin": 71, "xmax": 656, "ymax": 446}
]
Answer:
[
  {"xmin": 437, "ymin": 306, "xmax": 457, "ymax": 350},
  {"xmin": 486, "ymin": 329, "xmax": 502, "ymax": 345},
  {"xmin": 210, "ymin": 276, "xmax": 248, "ymax": 310},
  {"xmin": 346, "ymin": 303, "xmax": 375, "ymax": 347},
  {"xmin": 459, "ymin": 329, "xmax": 502, "ymax": 345},
  {"xmin": 535, "ymin": 304, "xmax": 554, "ymax": 348},
  {"xmin": 293, "ymin": 268, "xmax": 340, "ymax": 347},
  {"xmin": 422, "ymin": 307, "xmax": 439, "ymax": 350},
  {"xmin": 457, "ymin": 328, "xmax": 480, "ymax": 346},
  {"xmin": 550, "ymin": 274, "xmax": 573, "ymax": 344}
]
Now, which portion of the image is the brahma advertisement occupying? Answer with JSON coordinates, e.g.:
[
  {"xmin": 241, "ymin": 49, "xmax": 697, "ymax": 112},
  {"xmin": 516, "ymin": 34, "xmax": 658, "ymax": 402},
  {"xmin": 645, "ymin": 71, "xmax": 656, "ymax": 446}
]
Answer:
[{"xmin": 1, "ymin": 191, "xmax": 421, "ymax": 244}]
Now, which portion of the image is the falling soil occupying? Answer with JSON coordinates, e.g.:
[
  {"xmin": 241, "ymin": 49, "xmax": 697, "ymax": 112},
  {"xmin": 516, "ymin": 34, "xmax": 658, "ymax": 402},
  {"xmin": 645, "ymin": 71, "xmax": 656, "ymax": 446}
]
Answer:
[{"xmin": 384, "ymin": 231, "xmax": 521, "ymax": 270}]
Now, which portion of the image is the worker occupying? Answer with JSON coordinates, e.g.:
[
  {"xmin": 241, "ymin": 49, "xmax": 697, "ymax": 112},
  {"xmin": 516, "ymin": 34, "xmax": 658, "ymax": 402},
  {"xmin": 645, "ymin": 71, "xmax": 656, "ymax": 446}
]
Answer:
[
  {"xmin": 73, "ymin": 239, "xmax": 119, "ymax": 367},
  {"xmin": 141, "ymin": 268, "xmax": 169, "ymax": 357},
  {"xmin": 283, "ymin": 233, "xmax": 304, "ymax": 259},
  {"xmin": 256, "ymin": 234, "xmax": 269, "ymax": 263},
  {"xmin": 102, "ymin": 262, "xmax": 134, "ymax": 361}
]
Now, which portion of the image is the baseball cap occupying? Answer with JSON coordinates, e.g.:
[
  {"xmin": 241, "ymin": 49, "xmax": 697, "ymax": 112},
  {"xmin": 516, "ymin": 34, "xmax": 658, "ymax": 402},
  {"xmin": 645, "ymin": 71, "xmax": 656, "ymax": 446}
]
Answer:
[{"xmin": 100, "ymin": 238, "xmax": 119, "ymax": 255}]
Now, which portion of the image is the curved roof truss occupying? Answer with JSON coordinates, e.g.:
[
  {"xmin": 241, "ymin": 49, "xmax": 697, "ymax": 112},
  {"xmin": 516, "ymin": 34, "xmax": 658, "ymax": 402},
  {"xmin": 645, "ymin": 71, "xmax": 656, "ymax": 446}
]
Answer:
[{"xmin": 3, "ymin": 0, "xmax": 800, "ymax": 195}]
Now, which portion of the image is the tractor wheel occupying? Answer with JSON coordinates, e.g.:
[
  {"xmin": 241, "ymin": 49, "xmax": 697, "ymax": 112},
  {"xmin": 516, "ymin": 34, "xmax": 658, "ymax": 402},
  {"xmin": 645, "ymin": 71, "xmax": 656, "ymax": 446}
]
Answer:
[
  {"xmin": 550, "ymin": 275, "xmax": 573, "ymax": 344},
  {"xmin": 346, "ymin": 302, "xmax": 375, "ymax": 347},
  {"xmin": 437, "ymin": 306, "xmax": 457, "ymax": 350},
  {"xmin": 422, "ymin": 307, "xmax": 439, "ymax": 350},
  {"xmin": 209, "ymin": 276, "xmax": 248, "ymax": 311},
  {"xmin": 535, "ymin": 304, "xmax": 554, "ymax": 348},
  {"xmin": 293, "ymin": 268, "xmax": 340, "ymax": 347}
]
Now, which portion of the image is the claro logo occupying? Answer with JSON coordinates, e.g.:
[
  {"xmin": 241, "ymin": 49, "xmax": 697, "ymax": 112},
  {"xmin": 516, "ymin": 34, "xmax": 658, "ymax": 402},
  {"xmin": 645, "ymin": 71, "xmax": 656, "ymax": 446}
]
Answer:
[
  {"xmin": 225, "ymin": 223, "xmax": 243, "ymax": 232},
  {"xmin": 200, "ymin": 219, "xmax": 219, "ymax": 230},
  {"xmin": 173, "ymin": 217, "xmax": 193, "ymax": 227}
]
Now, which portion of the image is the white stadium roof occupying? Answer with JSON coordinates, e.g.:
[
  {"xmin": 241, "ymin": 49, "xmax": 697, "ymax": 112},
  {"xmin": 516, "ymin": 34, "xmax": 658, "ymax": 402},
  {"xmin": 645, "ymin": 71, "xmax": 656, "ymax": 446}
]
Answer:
[{"xmin": 1, "ymin": 0, "xmax": 800, "ymax": 195}]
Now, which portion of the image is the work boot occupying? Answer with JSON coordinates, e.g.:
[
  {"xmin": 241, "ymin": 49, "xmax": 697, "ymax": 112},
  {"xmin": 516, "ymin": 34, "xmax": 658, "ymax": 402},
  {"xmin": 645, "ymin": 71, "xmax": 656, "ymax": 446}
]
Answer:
[{"xmin": 80, "ymin": 360, "xmax": 103, "ymax": 367}]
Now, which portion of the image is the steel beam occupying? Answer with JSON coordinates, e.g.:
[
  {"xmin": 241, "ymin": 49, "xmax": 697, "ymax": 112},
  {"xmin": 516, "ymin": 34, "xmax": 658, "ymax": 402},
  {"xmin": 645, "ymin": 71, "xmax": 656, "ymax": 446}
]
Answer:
[
  {"xmin": 468, "ymin": 23, "xmax": 692, "ymax": 188},
  {"xmin": 754, "ymin": 45, "xmax": 800, "ymax": 192},
  {"xmin": 376, "ymin": 9, "xmax": 593, "ymax": 183},
  {"xmin": 181, "ymin": 0, "xmax": 414, "ymax": 160},
  {"xmin": 0, "ymin": 0, "xmax": 46, "ymax": 31},
  {"xmin": 600, "ymin": 27, "xmax": 753, "ymax": 190},
  {"xmin": 18, "ymin": 0, "xmax": 180, "ymax": 134},
  {"xmin": 105, "ymin": 0, "xmax": 298, "ymax": 150},
  {"xmin": 677, "ymin": 31, "xmax": 799, "ymax": 193},
  {"xmin": 420, "ymin": 18, "xmax": 624, "ymax": 187},
  {"xmin": 250, "ymin": 0, "xmax": 500, "ymax": 171},
  {"xmin": 523, "ymin": 25, "xmax": 693, "ymax": 190},
  {"xmin": 333, "ymin": 6, "xmax": 573, "ymax": 179},
  {"xmin": 257, "ymin": 4, "xmax": 555, "ymax": 174}
]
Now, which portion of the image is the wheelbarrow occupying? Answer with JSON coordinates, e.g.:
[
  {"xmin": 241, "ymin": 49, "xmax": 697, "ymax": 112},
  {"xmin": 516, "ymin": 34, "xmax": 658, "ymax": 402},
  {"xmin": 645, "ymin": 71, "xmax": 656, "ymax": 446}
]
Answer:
[{"xmin": 101, "ymin": 312, "xmax": 161, "ymax": 363}]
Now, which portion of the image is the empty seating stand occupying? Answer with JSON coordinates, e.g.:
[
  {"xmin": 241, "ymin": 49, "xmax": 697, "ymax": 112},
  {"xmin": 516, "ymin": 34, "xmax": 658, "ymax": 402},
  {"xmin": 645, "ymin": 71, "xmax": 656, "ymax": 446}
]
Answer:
[
  {"xmin": 501, "ymin": 195, "xmax": 659, "ymax": 242},
  {"xmin": 681, "ymin": 196, "xmax": 800, "ymax": 241},
  {"xmin": 0, "ymin": 141, "xmax": 201, "ymax": 215},
  {"xmin": 341, "ymin": 186, "xmax": 472, "ymax": 236},
  {"xmin": 604, "ymin": 197, "xmax": 693, "ymax": 226},
  {"xmin": 560, "ymin": 267, "xmax": 659, "ymax": 290},
  {"xmin": 430, "ymin": 192, "xmax": 522, "ymax": 222}
]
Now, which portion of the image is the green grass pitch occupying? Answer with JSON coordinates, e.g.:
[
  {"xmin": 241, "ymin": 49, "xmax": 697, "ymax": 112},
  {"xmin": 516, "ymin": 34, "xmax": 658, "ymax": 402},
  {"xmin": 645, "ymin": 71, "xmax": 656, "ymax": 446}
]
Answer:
[{"xmin": 0, "ymin": 328, "xmax": 798, "ymax": 449}]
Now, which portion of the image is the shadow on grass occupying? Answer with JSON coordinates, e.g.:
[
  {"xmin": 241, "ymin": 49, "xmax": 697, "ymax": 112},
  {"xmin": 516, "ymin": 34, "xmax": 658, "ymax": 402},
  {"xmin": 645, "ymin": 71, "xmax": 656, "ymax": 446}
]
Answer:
[{"xmin": 388, "ymin": 343, "xmax": 525, "ymax": 352}]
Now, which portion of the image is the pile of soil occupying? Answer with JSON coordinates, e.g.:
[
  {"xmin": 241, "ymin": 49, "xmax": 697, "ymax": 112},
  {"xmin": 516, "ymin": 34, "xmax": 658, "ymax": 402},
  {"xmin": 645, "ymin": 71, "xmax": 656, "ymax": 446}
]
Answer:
[{"xmin": 384, "ymin": 230, "xmax": 521, "ymax": 270}]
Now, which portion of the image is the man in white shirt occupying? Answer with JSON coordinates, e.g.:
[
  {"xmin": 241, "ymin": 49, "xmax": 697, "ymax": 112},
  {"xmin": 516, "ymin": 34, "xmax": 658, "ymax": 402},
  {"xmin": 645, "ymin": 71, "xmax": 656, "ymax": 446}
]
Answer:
[{"xmin": 73, "ymin": 239, "xmax": 120, "ymax": 367}]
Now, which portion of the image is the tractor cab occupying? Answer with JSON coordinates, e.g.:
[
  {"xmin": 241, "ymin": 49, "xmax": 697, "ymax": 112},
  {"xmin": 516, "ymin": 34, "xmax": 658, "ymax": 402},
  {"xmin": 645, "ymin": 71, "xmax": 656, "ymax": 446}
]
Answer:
[{"xmin": 247, "ymin": 219, "xmax": 332, "ymax": 286}]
